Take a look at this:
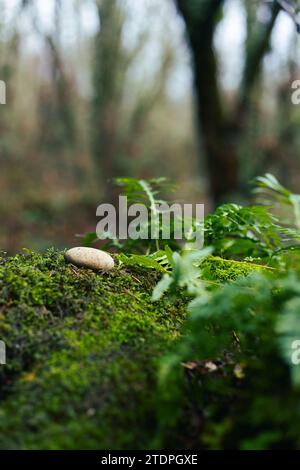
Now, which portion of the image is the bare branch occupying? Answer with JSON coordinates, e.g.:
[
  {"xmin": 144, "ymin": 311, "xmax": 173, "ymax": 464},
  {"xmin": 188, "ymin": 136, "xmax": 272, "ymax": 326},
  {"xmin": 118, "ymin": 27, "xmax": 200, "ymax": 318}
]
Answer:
[{"xmin": 276, "ymin": 0, "xmax": 300, "ymax": 32}]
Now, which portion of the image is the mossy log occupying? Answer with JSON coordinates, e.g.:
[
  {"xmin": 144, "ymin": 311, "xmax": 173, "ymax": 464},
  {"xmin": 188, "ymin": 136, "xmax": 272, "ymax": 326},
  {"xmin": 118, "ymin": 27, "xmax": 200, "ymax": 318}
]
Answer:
[{"xmin": 0, "ymin": 250, "xmax": 268, "ymax": 449}]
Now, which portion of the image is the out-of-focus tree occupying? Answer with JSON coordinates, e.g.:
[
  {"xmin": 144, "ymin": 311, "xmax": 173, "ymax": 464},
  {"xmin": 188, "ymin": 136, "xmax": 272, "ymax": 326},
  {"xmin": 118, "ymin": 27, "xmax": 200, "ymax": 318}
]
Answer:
[
  {"xmin": 91, "ymin": 0, "xmax": 126, "ymax": 199},
  {"xmin": 24, "ymin": 0, "xmax": 86, "ymax": 187},
  {"xmin": 34, "ymin": 1, "xmax": 77, "ymax": 152},
  {"xmin": 91, "ymin": 0, "xmax": 175, "ymax": 201},
  {"xmin": 174, "ymin": 0, "xmax": 299, "ymax": 205},
  {"xmin": 0, "ymin": 13, "xmax": 21, "ymax": 160}
]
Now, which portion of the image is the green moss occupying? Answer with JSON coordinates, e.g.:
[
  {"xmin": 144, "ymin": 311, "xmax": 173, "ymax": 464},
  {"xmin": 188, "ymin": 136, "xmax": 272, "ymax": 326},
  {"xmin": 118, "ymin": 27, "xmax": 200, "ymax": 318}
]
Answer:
[
  {"xmin": 201, "ymin": 256, "xmax": 274, "ymax": 283},
  {"xmin": 0, "ymin": 249, "xmax": 187, "ymax": 449},
  {"xmin": 0, "ymin": 249, "xmax": 272, "ymax": 449}
]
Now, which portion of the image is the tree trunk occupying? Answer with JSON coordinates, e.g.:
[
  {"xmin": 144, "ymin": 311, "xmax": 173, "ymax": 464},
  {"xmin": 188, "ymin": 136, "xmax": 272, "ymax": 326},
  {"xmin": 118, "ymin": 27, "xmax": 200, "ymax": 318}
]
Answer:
[
  {"xmin": 175, "ymin": 0, "xmax": 238, "ymax": 204},
  {"xmin": 175, "ymin": 0, "xmax": 280, "ymax": 206}
]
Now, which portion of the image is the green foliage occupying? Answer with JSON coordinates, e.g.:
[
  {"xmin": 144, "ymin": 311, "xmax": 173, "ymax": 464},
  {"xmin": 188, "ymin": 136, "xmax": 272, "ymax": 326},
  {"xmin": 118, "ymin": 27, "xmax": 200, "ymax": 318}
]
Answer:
[
  {"xmin": 83, "ymin": 177, "xmax": 203, "ymax": 254},
  {"xmin": 204, "ymin": 203, "xmax": 285, "ymax": 259},
  {"xmin": 254, "ymin": 173, "xmax": 300, "ymax": 232},
  {"xmin": 152, "ymin": 247, "xmax": 212, "ymax": 300},
  {"xmin": 118, "ymin": 252, "xmax": 168, "ymax": 273},
  {"xmin": 115, "ymin": 177, "xmax": 177, "ymax": 252},
  {"xmin": 150, "ymin": 174, "xmax": 300, "ymax": 449},
  {"xmin": 114, "ymin": 177, "xmax": 174, "ymax": 206},
  {"xmin": 157, "ymin": 272, "xmax": 300, "ymax": 449}
]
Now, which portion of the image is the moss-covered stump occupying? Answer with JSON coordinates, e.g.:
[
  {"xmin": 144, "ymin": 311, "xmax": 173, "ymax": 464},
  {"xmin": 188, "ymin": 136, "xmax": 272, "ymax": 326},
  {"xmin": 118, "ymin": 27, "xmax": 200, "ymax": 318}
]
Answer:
[{"xmin": 0, "ymin": 249, "xmax": 187, "ymax": 449}]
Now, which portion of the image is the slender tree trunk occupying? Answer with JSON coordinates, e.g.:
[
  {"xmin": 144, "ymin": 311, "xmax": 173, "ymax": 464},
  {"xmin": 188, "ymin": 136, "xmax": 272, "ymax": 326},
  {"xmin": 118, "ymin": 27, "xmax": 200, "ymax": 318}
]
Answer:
[
  {"xmin": 176, "ymin": 0, "xmax": 238, "ymax": 204},
  {"xmin": 91, "ymin": 0, "xmax": 126, "ymax": 202},
  {"xmin": 175, "ymin": 0, "xmax": 280, "ymax": 206},
  {"xmin": 191, "ymin": 9, "xmax": 239, "ymax": 203}
]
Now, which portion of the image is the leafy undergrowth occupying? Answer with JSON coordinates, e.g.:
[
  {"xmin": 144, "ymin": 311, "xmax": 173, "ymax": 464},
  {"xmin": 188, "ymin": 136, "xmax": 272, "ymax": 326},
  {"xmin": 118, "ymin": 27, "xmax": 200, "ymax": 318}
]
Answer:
[{"xmin": 158, "ymin": 270, "xmax": 300, "ymax": 449}]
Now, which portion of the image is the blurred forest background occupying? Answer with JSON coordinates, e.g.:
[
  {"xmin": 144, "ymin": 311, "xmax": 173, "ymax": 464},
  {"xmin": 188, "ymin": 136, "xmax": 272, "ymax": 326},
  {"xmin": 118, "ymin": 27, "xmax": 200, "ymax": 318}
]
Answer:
[{"xmin": 0, "ymin": 0, "xmax": 300, "ymax": 253}]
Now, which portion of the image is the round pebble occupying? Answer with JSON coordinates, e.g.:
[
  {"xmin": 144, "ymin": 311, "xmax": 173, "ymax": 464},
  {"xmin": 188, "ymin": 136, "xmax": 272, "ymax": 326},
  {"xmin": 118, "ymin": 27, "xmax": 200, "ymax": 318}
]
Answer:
[{"xmin": 64, "ymin": 247, "xmax": 114, "ymax": 271}]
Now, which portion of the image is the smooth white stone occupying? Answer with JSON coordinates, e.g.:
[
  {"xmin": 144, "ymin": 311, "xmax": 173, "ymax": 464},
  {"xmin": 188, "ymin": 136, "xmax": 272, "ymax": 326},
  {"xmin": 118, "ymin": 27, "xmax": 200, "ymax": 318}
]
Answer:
[{"xmin": 65, "ymin": 247, "xmax": 114, "ymax": 271}]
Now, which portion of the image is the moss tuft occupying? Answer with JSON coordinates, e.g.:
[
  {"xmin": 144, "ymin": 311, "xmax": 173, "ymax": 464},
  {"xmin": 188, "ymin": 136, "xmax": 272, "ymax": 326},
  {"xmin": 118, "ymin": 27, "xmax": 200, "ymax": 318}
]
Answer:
[{"xmin": 201, "ymin": 256, "xmax": 273, "ymax": 283}]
